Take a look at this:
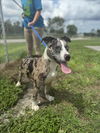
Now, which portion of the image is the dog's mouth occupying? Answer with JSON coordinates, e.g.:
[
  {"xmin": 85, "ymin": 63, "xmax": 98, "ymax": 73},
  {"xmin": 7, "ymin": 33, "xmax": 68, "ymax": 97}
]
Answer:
[
  {"xmin": 60, "ymin": 62, "xmax": 71, "ymax": 74},
  {"xmin": 51, "ymin": 56, "xmax": 71, "ymax": 74}
]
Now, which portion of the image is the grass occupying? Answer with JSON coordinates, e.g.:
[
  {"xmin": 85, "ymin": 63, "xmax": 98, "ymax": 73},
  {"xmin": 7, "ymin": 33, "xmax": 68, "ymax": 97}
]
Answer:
[
  {"xmin": 0, "ymin": 43, "xmax": 27, "ymax": 63},
  {"xmin": 0, "ymin": 77, "xmax": 23, "ymax": 113},
  {"xmin": 0, "ymin": 38, "xmax": 100, "ymax": 133}
]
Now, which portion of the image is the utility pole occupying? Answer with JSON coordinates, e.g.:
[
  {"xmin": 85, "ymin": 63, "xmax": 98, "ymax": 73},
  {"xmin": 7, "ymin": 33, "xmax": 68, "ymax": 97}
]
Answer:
[{"xmin": 0, "ymin": 0, "xmax": 9, "ymax": 62}]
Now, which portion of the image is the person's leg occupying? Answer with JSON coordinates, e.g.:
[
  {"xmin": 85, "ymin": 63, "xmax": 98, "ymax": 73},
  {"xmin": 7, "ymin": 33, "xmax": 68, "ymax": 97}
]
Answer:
[
  {"xmin": 24, "ymin": 28, "xmax": 33, "ymax": 56},
  {"xmin": 32, "ymin": 28, "xmax": 44, "ymax": 55}
]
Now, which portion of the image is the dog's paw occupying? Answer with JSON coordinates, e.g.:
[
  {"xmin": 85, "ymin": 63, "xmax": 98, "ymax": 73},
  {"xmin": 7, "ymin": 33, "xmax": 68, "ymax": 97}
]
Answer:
[
  {"xmin": 16, "ymin": 81, "xmax": 21, "ymax": 87},
  {"xmin": 46, "ymin": 95, "xmax": 54, "ymax": 102},
  {"xmin": 32, "ymin": 102, "xmax": 39, "ymax": 111}
]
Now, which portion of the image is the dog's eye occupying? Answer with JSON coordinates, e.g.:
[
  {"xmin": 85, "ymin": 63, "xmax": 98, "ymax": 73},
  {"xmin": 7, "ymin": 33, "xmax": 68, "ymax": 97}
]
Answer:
[
  {"xmin": 55, "ymin": 46, "xmax": 61, "ymax": 53},
  {"xmin": 56, "ymin": 46, "xmax": 61, "ymax": 50},
  {"xmin": 65, "ymin": 45, "xmax": 69, "ymax": 51}
]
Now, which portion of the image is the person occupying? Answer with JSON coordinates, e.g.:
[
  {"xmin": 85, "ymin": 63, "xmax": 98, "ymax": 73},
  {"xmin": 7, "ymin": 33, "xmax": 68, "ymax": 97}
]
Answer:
[{"xmin": 21, "ymin": 0, "xmax": 44, "ymax": 56}]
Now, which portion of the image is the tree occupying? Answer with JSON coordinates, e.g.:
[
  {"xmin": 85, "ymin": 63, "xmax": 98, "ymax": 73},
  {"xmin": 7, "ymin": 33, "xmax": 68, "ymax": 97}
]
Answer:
[
  {"xmin": 97, "ymin": 29, "xmax": 100, "ymax": 37},
  {"xmin": 47, "ymin": 17, "xmax": 65, "ymax": 34},
  {"xmin": 67, "ymin": 25, "xmax": 78, "ymax": 36},
  {"xmin": 1, "ymin": 19, "xmax": 24, "ymax": 38},
  {"xmin": 4, "ymin": 19, "xmax": 13, "ymax": 35},
  {"xmin": 13, "ymin": 21, "xmax": 23, "ymax": 34},
  {"xmin": 84, "ymin": 32, "xmax": 96, "ymax": 37}
]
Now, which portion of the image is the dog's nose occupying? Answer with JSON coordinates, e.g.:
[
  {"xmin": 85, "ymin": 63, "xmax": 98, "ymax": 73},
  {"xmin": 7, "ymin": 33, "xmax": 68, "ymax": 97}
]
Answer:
[{"xmin": 64, "ymin": 54, "xmax": 70, "ymax": 61}]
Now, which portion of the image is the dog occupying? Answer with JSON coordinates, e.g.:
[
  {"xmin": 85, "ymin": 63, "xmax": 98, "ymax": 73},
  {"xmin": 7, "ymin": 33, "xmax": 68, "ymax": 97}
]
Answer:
[{"xmin": 16, "ymin": 36, "xmax": 71, "ymax": 111}]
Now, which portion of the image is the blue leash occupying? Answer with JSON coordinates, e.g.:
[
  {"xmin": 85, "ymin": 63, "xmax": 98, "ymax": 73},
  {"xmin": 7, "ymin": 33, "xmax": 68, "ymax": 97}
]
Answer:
[{"xmin": 30, "ymin": 26, "xmax": 47, "ymax": 47}]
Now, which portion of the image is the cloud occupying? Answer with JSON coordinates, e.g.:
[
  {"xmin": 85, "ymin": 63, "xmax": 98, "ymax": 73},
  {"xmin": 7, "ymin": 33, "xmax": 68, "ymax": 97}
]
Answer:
[
  {"xmin": 86, "ymin": 0, "xmax": 100, "ymax": 4},
  {"xmin": 2, "ymin": 0, "xmax": 22, "ymax": 21},
  {"xmin": 43, "ymin": 0, "xmax": 100, "ymax": 21},
  {"xmin": 43, "ymin": 0, "xmax": 100, "ymax": 32},
  {"xmin": 1, "ymin": 0, "xmax": 100, "ymax": 32}
]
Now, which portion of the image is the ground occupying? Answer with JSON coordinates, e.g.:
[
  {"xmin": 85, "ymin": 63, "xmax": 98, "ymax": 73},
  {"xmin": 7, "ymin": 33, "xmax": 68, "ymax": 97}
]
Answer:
[{"xmin": 0, "ymin": 38, "xmax": 100, "ymax": 133}]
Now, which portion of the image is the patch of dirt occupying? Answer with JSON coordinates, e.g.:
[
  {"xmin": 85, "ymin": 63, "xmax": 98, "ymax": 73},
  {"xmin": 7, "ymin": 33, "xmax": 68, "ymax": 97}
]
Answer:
[
  {"xmin": 0, "ymin": 87, "xmax": 33, "ymax": 123},
  {"xmin": 0, "ymin": 60, "xmax": 21, "ymax": 80},
  {"xmin": 12, "ymin": 86, "xmax": 33, "ymax": 116}
]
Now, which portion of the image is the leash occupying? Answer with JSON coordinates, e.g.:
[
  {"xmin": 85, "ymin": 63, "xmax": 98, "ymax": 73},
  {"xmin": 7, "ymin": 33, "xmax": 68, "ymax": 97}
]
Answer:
[
  {"xmin": 30, "ymin": 26, "xmax": 47, "ymax": 47},
  {"xmin": 12, "ymin": 0, "xmax": 47, "ymax": 47}
]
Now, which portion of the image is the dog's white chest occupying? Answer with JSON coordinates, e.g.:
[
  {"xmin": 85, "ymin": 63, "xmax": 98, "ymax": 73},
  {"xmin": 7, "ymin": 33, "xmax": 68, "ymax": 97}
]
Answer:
[{"xmin": 46, "ymin": 61, "xmax": 57, "ymax": 83}]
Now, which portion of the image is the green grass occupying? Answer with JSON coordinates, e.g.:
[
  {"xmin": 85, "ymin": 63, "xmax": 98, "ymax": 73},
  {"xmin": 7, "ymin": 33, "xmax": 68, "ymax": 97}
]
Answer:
[
  {"xmin": 0, "ymin": 77, "xmax": 23, "ymax": 113},
  {"xmin": 0, "ymin": 43, "xmax": 27, "ymax": 62},
  {"xmin": 0, "ymin": 38, "xmax": 100, "ymax": 133},
  {"xmin": 0, "ymin": 105, "xmax": 96, "ymax": 133}
]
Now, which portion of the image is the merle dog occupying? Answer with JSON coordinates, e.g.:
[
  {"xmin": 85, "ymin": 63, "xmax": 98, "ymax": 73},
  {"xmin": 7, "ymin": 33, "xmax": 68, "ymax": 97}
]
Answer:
[{"xmin": 16, "ymin": 36, "xmax": 71, "ymax": 111}]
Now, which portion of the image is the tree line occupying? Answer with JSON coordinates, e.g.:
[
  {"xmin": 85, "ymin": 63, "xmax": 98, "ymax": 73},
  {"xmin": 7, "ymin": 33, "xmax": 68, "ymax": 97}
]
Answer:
[
  {"xmin": 47, "ymin": 17, "xmax": 77, "ymax": 36},
  {"xmin": 84, "ymin": 29, "xmax": 100, "ymax": 37},
  {"xmin": 0, "ymin": 17, "xmax": 100, "ymax": 38},
  {"xmin": 0, "ymin": 19, "xmax": 23, "ymax": 38}
]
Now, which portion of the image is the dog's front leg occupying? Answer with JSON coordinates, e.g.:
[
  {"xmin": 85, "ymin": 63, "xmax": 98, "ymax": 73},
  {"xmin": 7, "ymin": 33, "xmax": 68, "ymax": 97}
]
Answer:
[
  {"xmin": 32, "ymin": 82, "xmax": 40, "ymax": 111},
  {"xmin": 37, "ymin": 79, "xmax": 48, "ymax": 104},
  {"xmin": 32, "ymin": 74, "xmax": 47, "ymax": 111},
  {"xmin": 16, "ymin": 66, "xmax": 23, "ymax": 87},
  {"xmin": 45, "ymin": 82, "xmax": 55, "ymax": 102}
]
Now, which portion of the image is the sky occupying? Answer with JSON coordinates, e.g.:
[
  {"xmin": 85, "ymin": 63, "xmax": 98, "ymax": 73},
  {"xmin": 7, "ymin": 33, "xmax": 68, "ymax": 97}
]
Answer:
[{"xmin": 1, "ymin": 0, "xmax": 100, "ymax": 33}]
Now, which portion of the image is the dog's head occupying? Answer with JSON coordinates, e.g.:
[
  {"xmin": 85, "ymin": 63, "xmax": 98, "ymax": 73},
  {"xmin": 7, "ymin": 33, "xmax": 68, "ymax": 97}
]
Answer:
[{"xmin": 42, "ymin": 36, "xmax": 71, "ymax": 74}]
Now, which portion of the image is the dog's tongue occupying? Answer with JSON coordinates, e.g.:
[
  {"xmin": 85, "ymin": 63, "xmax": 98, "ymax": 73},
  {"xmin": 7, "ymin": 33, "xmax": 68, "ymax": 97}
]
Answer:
[{"xmin": 61, "ymin": 63, "xmax": 71, "ymax": 74}]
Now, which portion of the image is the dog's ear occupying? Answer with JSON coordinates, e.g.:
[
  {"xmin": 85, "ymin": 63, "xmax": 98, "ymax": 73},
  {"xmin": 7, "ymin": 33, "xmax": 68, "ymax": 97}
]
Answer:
[
  {"xmin": 61, "ymin": 36, "xmax": 71, "ymax": 43},
  {"xmin": 42, "ymin": 36, "xmax": 56, "ymax": 44}
]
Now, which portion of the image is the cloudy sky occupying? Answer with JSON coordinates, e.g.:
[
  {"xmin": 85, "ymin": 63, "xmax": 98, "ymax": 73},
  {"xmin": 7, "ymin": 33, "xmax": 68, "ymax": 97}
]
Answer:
[{"xmin": 1, "ymin": 0, "xmax": 100, "ymax": 33}]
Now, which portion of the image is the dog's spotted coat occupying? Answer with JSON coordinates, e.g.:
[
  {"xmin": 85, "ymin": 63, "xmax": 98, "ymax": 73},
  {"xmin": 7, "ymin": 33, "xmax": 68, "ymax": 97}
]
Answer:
[{"xmin": 16, "ymin": 36, "xmax": 71, "ymax": 111}]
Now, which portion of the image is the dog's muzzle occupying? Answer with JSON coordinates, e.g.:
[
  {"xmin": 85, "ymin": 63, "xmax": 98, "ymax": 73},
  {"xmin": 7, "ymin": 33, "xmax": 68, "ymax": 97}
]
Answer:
[
  {"xmin": 64, "ymin": 54, "xmax": 71, "ymax": 61},
  {"xmin": 60, "ymin": 54, "xmax": 71, "ymax": 74}
]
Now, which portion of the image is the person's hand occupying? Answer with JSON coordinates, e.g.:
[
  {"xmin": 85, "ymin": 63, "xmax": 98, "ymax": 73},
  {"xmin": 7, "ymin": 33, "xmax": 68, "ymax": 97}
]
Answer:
[{"xmin": 28, "ymin": 21, "xmax": 34, "ymax": 27}]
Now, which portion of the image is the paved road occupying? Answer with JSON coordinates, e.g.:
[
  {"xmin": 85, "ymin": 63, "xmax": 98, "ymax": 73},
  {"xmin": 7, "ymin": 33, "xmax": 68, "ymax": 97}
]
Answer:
[
  {"xmin": 0, "ymin": 37, "xmax": 91, "ymax": 44},
  {"xmin": 85, "ymin": 46, "xmax": 100, "ymax": 51},
  {"xmin": 1, "ymin": 39, "xmax": 100, "ymax": 52},
  {"xmin": 0, "ymin": 39, "xmax": 25, "ymax": 44}
]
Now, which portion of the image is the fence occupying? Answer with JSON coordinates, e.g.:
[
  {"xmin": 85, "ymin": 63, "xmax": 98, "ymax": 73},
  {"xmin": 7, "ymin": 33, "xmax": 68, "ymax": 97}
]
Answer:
[{"xmin": 0, "ymin": 0, "xmax": 25, "ymax": 63}]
